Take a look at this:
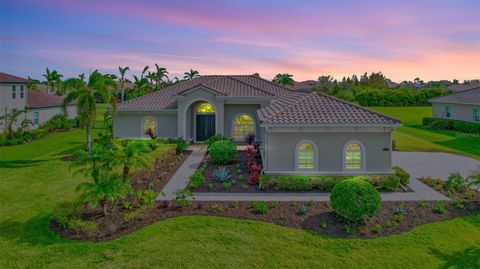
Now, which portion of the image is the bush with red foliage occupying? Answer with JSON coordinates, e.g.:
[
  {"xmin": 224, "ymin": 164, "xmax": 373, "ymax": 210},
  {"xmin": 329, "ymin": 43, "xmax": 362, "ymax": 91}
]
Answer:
[{"xmin": 249, "ymin": 163, "xmax": 262, "ymax": 185}]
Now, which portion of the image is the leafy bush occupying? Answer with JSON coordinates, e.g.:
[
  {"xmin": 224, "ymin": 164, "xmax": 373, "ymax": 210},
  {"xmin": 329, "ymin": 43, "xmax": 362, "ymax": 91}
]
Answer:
[
  {"xmin": 379, "ymin": 175, "xmax": 400, "ymax": 191},
  {"xmin": 135, "ymin": 188, "xmax": 158, "ymax": 207},
  {"xmin": 298, "ymin": 204, "xmax": 310, "ymax": 216},
  {"xmin": 209, "ymin": 203, "xmax": 225, "ymax": 213},
  {"xmin": 213, "ymin": 166, "xmax": 235, "ymax": 184},
  {"xmin": 433, "ymin": 202, "xmax": 447, "ymax": 214},
  {"xmin": 205, "ymin": 134, "xmax": 230, "ymax": 150},
  {"xmin": 393, "ymin": 166, "xmax": 410, "ymax": 185},
  {"xmin": 168, "ymin": 137, "xmax": 187, "ymax": 154},
  {"xmin": 251, "ymin": 201, "xmax": 269, "ymax": 214},
  {"xmin": 175, "ymin": 189, "xmax": 194, "ymax": 208},
  {"xmin": 244, "ymin": 133, "xmax": 255, "ymax": 145},
  {"xmin": 189, "ymin": 171, "xmax": 205, "ymax": 189},
  {"xmin": 209, "ymin": 140, "xmax": 237, "ymax": 164},
  {"xmin": 330, "ymin": 178, "xmax": 381, "ymax": 222},
  {"xmin": 355, "ymin": 87, "xmax": 448, "ymax": 106},
  {"xmin": 423, "ymin": 117, "xmax": 480, "ymax": 134},
  {"xmin": 445, "ymin": 172, "xmax": 467, "ymax": 193}
]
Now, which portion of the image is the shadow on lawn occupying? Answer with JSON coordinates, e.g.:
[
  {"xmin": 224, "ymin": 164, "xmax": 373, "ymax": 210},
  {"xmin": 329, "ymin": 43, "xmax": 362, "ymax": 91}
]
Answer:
[
  {"xmin": 0, "ymin": 159, "xmax": 50, "ymax": 168},
  {"xmin": 0, "ymin": 214, "xmax": 63, "ymax": 246},
  {"xmin": 52, "ymin": 143, "xmax": 84, "ymax": 157},
  {"xmin": 429, "ymin": 247, "xmax": 480, "ymax": 269}
]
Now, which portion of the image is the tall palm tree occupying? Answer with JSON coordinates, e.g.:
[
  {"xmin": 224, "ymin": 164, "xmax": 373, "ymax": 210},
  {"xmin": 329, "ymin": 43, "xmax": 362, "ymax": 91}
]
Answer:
[
  {"xmin": 272, "ymin": 73, "xmax": 294, "ymax": 86},
  {"xmin": 141, "ymin": 66, "xmax": 149, "ymax": 79},
  {"xmin": 42, "ymin": 68, "xmax": 63, "ymax": 94},
  {"xmin": 27, "ymin": 76, "xmax": 39, "ymax": 90},
  {"xmin": 130, "ymin": 75, "xmax": 151, "ymax": 98},
  {"xmin": 78, "ymin": 73, "xmax": 86, "ymax": 82},
  {"xmin": 153, "ymin": 64, "xmax": 169, "ymax": 86},
  {"xmin": 118, "ymin": 66, "xmax": 129, "ymax": 102},
  {"xmin": 183, "ymin": 69, "xmax": 200, "ymax": 80},
  {"xmin": 62, "ymin": 70, "xmax": 119, "ymax": 153}
]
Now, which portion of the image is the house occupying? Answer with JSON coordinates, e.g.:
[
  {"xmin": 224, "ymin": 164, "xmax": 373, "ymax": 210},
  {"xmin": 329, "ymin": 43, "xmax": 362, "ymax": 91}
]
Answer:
[
  {"xmin": 429, "ymin": 87, "xmax": 480, "ymax": 123},
  {"xmin": 0, "ymin": 72, "xmax": 77, "ymax": 127},
  {"xmin": 113, "ymin": 75, "xmax": 401, "ymax": 175}
]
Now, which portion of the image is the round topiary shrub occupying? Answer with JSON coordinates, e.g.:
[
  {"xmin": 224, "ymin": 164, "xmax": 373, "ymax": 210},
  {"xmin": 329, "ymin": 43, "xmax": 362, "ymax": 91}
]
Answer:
[
  {"xmin": 209, "ymin": 140, "xmax": 237, "ymax": 164},
  {"xmin": 330, "ymin": 177, "xmax": 381, "ymax": 222}
]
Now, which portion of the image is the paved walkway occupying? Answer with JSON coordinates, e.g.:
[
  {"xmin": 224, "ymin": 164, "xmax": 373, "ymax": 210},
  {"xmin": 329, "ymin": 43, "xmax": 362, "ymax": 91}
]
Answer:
[{"xmin": 159, "ymin": 150, "xmax": 480, "ymax": 202}]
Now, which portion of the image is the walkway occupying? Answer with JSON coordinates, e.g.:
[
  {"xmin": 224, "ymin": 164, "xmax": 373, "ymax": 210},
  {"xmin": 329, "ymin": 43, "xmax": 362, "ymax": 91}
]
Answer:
[{"xmin": 159, "ymin": 150, "xmax": 480, "ymax": 202}]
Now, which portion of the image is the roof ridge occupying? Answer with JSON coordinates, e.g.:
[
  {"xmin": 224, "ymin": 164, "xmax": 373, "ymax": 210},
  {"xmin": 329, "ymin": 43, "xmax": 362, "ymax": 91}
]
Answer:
[
  {"xmin": 248, "ymin": 75, "xmax": 295, "ymax": 92},
  {"xmin": 432, "ymin": 86, "xmax": 480, "ymax": 99},
  {"xmin": 224, "ymin": 75, "xmax": 275, "ymax": 96}
]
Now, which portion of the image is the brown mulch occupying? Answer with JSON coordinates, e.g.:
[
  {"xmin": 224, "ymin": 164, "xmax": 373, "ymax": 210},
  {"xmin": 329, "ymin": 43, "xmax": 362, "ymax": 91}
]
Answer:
[
  {"xmin": 419, "ymin": 177, "xmax": 480, "ymax": 201},
  {"xmin": 51, "ymin": 199, "xmax": 479, "ymax": 242}
]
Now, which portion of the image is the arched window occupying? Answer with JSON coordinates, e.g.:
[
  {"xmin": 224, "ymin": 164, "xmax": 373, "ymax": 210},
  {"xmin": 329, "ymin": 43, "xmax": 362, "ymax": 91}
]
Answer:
[
  {"xmin": 196, "ymin": 102, "xmax": 215, "ymax": 113},
  {"xmin": 296, "ymin": 141, "xmax": 316, "ymax": 170},
  {"xmin": 142, "ymin": 117, "xmax": 157, "ymax": 138},
  {"xmin": 344, "ymin": 142, "xmax": 364, "ymax": 170},
  {"xmin": 233, "ymin": 114, "xmax": 255, "ymax": 140}
]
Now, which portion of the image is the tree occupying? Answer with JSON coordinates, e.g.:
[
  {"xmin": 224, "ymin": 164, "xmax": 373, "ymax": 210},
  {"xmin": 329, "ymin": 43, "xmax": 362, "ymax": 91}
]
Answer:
[
  {"xmin": 152, "ymin": 64, "xmax": 169, "ymax": 86},
  {"xmin": 130, "ymin": 75, "xmax": 152, "ymax": 98},
  {"xmin": 27, "ymin": 76, "xmax": 39, "ymax": 90},
  {"xmin": 141, "ymin": 66, "xmax": 149, "ymax": 79},
  {"xmin": 252, "ymin": 72, "xmax": 260, "ymax": 77},
  {"xmin": 118, "ymin": 66, "xmax": 129, "ymax": 102},
  {"xmin": 317, "ymin": 75, "xmax": 335, "ymax": 90},
  {"xmin": 62, "ymin": 70, "xmax": 118, "ymax": 153},
  {"xmin": 272, "ymin": 73, "xmax": 294, "ymax": 86},
  {"xmin": 0, "ymin": 109, "xmax": 28, "ymax": 139},
  {"xmin": 183, "ymin": 69, "xmax": 200, "ymax": 80},
  {"xmin": 42, "ymin": 68, "xmax": 63, "ymax": 95},
  {"xmin": 114, "ymin": 140, "xmax": 152, "ymax": 180},
  {"xmin": 76, "ymin": 170, "xmax": 131, "ymax": 216},
  {"xmin": 71, "ymin": 143, "xmax": 115, "ymax": 179}
]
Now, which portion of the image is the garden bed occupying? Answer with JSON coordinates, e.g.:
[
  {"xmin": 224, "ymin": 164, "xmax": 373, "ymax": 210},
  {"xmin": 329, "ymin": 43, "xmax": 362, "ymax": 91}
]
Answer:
[
  {"xmin": 51, "ymin": 199, "xmax": 479, "ymax": 242},
  {"xmin": 190, "ymin": 150, "xmax": 410, "ymax": 193}
]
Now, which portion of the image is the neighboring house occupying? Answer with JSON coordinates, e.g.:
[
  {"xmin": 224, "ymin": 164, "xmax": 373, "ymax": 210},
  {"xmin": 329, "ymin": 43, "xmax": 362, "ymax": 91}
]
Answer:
[
  {"xmin": 114, "ymin": 75, "xmax": 400, "ymax": 175},
  {"xmin": 429, "ymin": 87, "xmax": 480, "ymax": 123},
  {"xmin": 446, "ymin": 81, "xmax": 480, "ymax": 92},
  {"xmin": 0, "ymin": 72, "xmax": 77, "ymax": 128}
]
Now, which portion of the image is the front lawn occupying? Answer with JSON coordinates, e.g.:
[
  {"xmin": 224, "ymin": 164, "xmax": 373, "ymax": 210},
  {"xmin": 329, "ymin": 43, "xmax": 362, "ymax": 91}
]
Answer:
[
  {"xmin": 1, "ymin": 128, "xmax": 479, "ymax": 268},
  {"xmin": 370, "ymin": 107, "xmax": 480, "ymax": 160}
]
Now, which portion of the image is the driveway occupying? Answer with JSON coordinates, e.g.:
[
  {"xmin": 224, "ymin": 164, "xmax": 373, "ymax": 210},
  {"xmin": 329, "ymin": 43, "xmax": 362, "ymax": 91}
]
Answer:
[{"xmin": 392, "ymin": 151, "xmax": 480, "ymax": 180}]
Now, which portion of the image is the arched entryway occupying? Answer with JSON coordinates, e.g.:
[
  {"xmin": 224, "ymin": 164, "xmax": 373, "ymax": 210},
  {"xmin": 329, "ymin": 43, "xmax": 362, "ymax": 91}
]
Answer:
[{"xmin": 193, "ymin": 101, "xmax": 216, "ymax": 141}]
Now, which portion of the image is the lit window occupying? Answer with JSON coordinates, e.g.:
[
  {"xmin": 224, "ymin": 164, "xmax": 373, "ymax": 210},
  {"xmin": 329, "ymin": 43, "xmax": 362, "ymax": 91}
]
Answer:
[
  {"xmin": 297, "ymin": 142, "xmax": 315, "ymax": 169},
  {"xmin": 233, "ymin": 114, "xmax": 254, "ymax": 140},
  {"xmin": 345, "ymin": 143, "xmax": 363, "ymax": 170},
  {"xmin": 12, "ymin": 85, "xmax": 16, "ymax": 99},
  {"xmin": 445, "ymin": 106, "xmax": 451, "ymax": 118},
  {"xmin": 20, "ymin": 86, "xmax": 24, "ymax": 98},
  {"xmin": 474, "ymin": 108, "xmax": 480, "ymax": 122},
  {"xmin": 196, "ymin": 102, "xmax": 215, "ymax": 113},
  {"xmin": 33, "ymin": 112, "xmax": 39, "ymax": 125},
  {"xmin": 142, "ymin": 117, "xmax": 157, "ymax": 138}
]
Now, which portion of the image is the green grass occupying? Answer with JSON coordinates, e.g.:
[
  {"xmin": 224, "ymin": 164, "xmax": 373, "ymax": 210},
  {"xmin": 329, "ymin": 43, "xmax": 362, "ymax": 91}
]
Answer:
[
  {"xmin": 370, "ymin": 107, "xmax": 480, "ymax": 159},
  {"xmin": 1, "ymin": 129, "xmax": 479, "ymax": 268}
]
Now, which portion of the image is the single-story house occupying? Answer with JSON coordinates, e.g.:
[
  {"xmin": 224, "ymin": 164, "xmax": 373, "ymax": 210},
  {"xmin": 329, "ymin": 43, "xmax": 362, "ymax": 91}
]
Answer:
[
  {"xmin": 0, "ymin": 72, "xmax": 77, "ymax": 128},
  {"xmin": 429, "ymin": 87, "xmax": 480, "ymax": 123},
  {"xmin": 114, "ymin": 75, "xmax": 401, "ymax": 175}
]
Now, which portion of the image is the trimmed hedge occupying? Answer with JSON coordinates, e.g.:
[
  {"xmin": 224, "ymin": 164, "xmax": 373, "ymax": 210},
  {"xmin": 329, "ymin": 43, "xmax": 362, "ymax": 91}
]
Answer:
[
  {"xmin": 330, "ymin": 177, "xmax": 381, "ymax": 221},
  {"xmin": 209, "ymin": 140, "xmax": 237, "ymax": 164},
  {"xmin": 422, "ymin": 117, "xmax": 480, "ymax": 134}
]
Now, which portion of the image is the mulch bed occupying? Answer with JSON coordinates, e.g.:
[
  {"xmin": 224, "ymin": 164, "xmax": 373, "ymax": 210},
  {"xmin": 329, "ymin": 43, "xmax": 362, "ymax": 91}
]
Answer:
[
  {"xmin": 51, "ymin": 200, "xmax": 479, "ymax": 242},
  {"xmin": 419, "ymin": 177, "xmax": 480, "ymax": 201}
]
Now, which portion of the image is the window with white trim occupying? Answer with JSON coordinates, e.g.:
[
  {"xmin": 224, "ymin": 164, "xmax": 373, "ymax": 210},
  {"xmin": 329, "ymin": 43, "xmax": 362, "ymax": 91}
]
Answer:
[
  {"xmin": 233, "ymin": 114, "xmax": 254, "ymax": 140},
  {"xmin": 11, "ymin": 85, "xmax": 16, "ymax": 99},
  {"xmin": 345, "ymin": 142, "xmax": 363, "ymax": 170},
  {"xmin": 20, "ymin": 85, "xmax": 24, "ymax": 98},
  {"xmin": 33, "ymin": 112, "xmax": 39, "ymax": 125},
  {"xmin": 445, "ymin": 106, "xmax": 451, "ymax": 118},
  {"xmin": 474, "ymin": 108, "xmax": 480, "ymax": 122},
  {"xmin": 297, "ymin": 142, "xmax": 315, "ymax": 169},
  {"xmin": 142, "ymin": 117, "xmax": 157, "ymax": 138}
]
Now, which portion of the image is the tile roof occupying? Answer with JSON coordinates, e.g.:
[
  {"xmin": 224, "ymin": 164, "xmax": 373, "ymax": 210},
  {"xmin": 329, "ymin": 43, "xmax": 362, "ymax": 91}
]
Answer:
[
  {"xmin": 429, "ymin": 87, "xmax": 480, "ymax": 105},
  {"xmin": 0, "ymin": 72, "xmax": 29, "ymax": 83},
  {"xmin": 118, "ymin": 75, "xmax": 292, "ymax": 111},
  {"xmin": 258, "ymin": 92, "xmax": 401, "ymax": 126},
  {"xmin": 26, "ymin": 89, "xmax": 71, "ymax": 108},
  {"xmin": 446, "ymin": 81, "xmax": 480, "ymax": 92}
]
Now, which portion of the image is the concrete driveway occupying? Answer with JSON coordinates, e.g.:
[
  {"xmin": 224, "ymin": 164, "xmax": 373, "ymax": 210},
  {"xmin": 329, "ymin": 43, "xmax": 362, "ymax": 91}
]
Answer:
[{"xmin": 392, "ymin": 151, "xmax": 480, "ymax": 180}]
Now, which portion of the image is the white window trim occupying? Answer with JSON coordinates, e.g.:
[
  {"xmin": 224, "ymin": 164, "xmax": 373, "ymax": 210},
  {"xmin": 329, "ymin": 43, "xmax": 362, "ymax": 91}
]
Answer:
[
  {"xmin": 445, "ymin": 106, "xmax": 451, "ymax": 118},
  {"xmin": 231, "ymin": 113, "xmax": 256, "ymax": 141},
  {"xmin": 473, "ymin": 108, "xmax": 480, "ymax": 122},
  {"xmin": 140, "ymin": 116, "xmax": 158, "ymax": 139},
  {"xmin": 342, "ymin": 140, "xmax": 366, "ymax": 172},
  {"xmin": 295, "ymin": 139, "xmax": 318, "ymax": 171},
  {"xmin": 33, "ymin": 111, "xmax": 39, "ymax": 125}
]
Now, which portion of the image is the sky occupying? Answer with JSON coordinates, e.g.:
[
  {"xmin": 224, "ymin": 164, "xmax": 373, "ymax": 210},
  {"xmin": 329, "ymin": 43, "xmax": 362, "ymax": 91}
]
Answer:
[{"xmin": 0, "ymin": 0, "xmax": 479, "ymax": 82}]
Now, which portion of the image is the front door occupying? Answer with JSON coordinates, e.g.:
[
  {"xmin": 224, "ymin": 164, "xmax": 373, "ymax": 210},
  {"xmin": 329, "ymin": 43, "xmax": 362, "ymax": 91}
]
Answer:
[{"xmin": 196, "ymin": 114, "xmax": 215, "ymax": 141}]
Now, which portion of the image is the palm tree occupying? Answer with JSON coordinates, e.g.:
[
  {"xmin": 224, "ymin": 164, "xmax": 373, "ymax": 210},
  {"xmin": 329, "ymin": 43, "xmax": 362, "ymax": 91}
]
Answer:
[
  {"xmin": 27, "ymin": 76, "xmax": 39, "ymax": 90},
  {"xmin": 130, "ymin": 75, "xmax": 151, "ymax": 98},
  {"xmin": 42, "ymin": 68, "xmax": 63, "ymax": 95},
  {"xmin": 0, "ymin": 109, "xmax": 28, "ymax": 139},
  {"xmin": 118, "ymin": 66, "xmax": 129, "ymax": 102},
  {"xmin": 183, "ymin": 69, "xmax": 200, "ymax": 80},
  {"xmin": 114, "ymin": 140, "xmax": 152, "ymax": 180},
  {"xmin": 76, "ymin": 170, "xmax": 131, "ymax": 216},
  {"xmin": 153, "ymin": 64, "xmax": 169, "ymax": 86},
  {"xmin": 62, "ymin": 70, "xmax": 119, "ymax": 153},
  {"xmin": 272, "ymin": 73, "xmax": 294, "ymax": 86},
  {"xmin": 71, "ymin": 143, "xmax": 115, "ymax": 179},
  {"xmin": 78, "ymin": 73, "xmax": 86, "ymax": 82},
  {"xmin": 141, "ymin": 66, "xmax": 149, "ymax": 79}
]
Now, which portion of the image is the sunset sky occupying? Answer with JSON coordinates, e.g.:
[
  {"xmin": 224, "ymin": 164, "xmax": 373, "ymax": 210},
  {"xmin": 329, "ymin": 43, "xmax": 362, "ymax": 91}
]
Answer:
[{"xmin": 1, "ymin": 0, "xmax": 479, "ymax": 82}]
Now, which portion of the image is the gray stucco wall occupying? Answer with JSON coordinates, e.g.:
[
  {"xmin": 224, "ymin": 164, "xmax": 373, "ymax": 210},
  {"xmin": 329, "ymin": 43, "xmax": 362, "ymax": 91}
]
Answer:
[
  {"xmin": 113, "ymin": 112, "xmax": 178, "ymax": 139},
  {"xmin": 264, "ymin": 131, "xmax": 393, "ymax": 174},
  {"xmin": 0, "ymin": 84, "xmax": 27, "ymax": 116},
  {"xmin": 26, "ymin": 105, "xmax": 77, "ymax": 128},
  {"xmin": 432, "ymin": 102, "xmax": 480, "ymax": 123},
  {"xmin": 223, "ymin": 104, "xmax": 262, "ymax": 141}
]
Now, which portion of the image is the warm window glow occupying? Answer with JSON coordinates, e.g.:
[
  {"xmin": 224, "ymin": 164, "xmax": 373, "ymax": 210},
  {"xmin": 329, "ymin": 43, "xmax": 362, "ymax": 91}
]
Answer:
[
  {"xmin": 345, "ymin": 143, "xmax": 362, "ymax": 169},
  {"xmin": 143, "ymin": 118, "xmax": 157, "ymax": 137},
  {"xmin": 196, "ymin": 102, "xmax": 215, "ymax": 113},
  {"xmin": 233, "ymin": 114, "xmax": 254, "ymax": 140},
  {"xmin": 297, "ymin": 142, "xmax": 315, "ymax": 169}
]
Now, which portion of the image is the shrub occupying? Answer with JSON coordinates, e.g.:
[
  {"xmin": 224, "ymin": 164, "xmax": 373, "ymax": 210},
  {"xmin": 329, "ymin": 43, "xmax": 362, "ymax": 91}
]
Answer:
[
  {"xmin": 244, "ymin": 133, "xmax": 255, "ymax": 145},
  {"xmin": 175, "ymin": 189, "xmax": 194, "ymax": 208},
  {"xmin": 423, "ymin": 117, "xmax": 480, "ymax": 134},
  {"xmin": 189, "ymin": 171, "xmax": 205, "ymax": 189},
  {"xmin": 445, "ymin": 172, "xmax": 467, "ymax": 193},
  {"xmin": 205, "ymin": 134, "xmax": 230, "ymax": 150},
  {"xmin": 213, "ymin": 166, "xmax": 235, "ymax": 184},
  {"xmin": 209, "ymin": 203, "xmax": 225, "ymax": 213},
  {"xmin": 230, "ymin": 200, "xmax": 239, "ymax": 208},
  {"xmin": 209, "ymin": 140, "xmax": 237, "ymax": 164},
  {"xmin": 433, "ymin": 201, "xmax": 447, "ymax": 214},
  {"xmin": 251, "ymin": 201, "xmax": 269, "ymax": 214},
  {"xmin": 330, "ymin": 178, "xmax": 381, "ymax": 222},
  {"xmin": 393, "ymin": 166, "xmax": 410, "ymax": 185},
  {"xmin": 298, "ymin": 204, "xmax": 310, "ymax": 216},
  {"xmin": 31, "ymin": 128, "xmax": 48, "ymax": 140},
  {"xmin": 223, "ymin": 182, "xmax": 232, "ymax": 190},
  {"xmin": 135, "ymin": 188, "xmax": 158, "ymax": 207},
  {"xmin": 380, "ymin": 175, "xmax": 400, "ymax": 191},
  {"xmin": 168, "ymin": 137, "xmax": 187, "ymax": 154}
]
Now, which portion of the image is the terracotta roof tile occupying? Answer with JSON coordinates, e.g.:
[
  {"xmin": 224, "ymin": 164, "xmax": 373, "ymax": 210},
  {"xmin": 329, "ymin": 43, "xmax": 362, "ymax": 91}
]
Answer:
[
  {"xmin": 26, "ymin": 89, "xmax": 70, "ymax": 108},
  {"xmin": 0, "ymin": 72, "xmax": 29, "ymax": 83}
]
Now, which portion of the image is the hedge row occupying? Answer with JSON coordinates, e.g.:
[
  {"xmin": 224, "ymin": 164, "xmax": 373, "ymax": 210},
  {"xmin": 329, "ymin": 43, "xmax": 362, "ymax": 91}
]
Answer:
[
  {"xmin": 422, "ymin": 117, "xmax": 480, "ymax": 134},
  {"xmin": 354, "ymin": 88, "xmax": 449, "ymax": 107}
]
